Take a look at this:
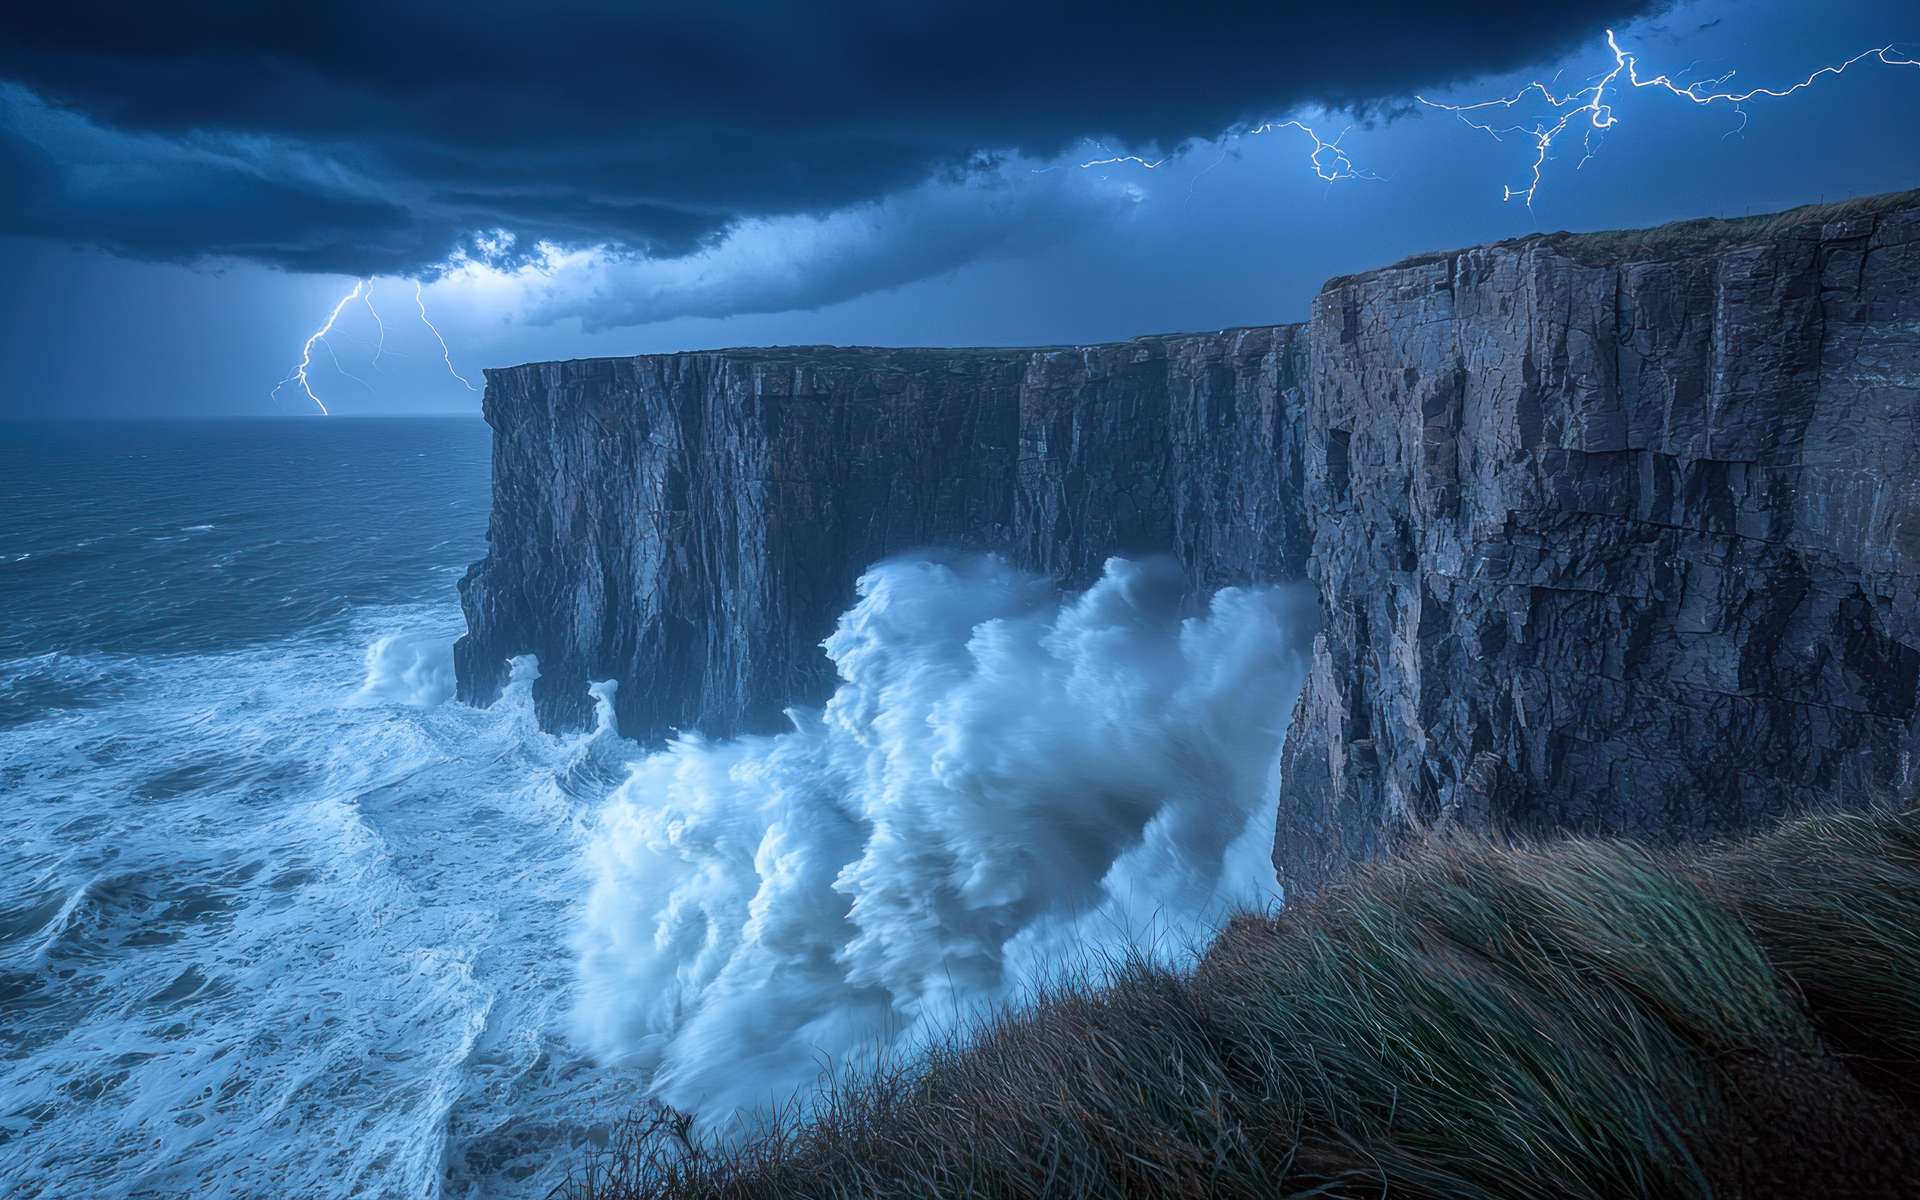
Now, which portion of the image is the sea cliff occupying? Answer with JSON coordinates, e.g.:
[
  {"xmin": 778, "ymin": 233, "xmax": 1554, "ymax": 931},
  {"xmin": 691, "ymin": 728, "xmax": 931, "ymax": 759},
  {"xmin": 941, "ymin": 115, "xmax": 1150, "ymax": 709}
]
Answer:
[{"xmin": 458, "ymin": 190, "xmax": 1920, "ymax": 893}]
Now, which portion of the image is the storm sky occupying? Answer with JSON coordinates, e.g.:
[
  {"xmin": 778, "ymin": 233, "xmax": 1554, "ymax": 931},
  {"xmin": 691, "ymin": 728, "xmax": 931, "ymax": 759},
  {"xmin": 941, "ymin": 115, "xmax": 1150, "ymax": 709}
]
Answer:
[{"xmin": 2, "ymin": 0, "xmax": 1917, "ymax": 417}]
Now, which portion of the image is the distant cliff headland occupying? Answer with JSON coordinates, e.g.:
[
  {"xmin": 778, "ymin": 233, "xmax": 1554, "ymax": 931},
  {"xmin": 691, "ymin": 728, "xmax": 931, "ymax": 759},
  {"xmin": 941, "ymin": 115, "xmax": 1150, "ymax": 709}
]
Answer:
[{"xmin": 457, "ymin": 189, "xmax": 1920, "ymax": 896}]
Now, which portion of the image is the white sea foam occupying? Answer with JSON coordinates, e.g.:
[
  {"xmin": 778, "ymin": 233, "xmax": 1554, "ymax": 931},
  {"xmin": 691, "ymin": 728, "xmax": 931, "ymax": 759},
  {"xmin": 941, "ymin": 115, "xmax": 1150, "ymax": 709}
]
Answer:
[
  {"xmin": 573, "ymin": 554, "xmax": 1314, "ymax": 1115},
  {"xmin": 2, "ymin": 554, "xmax": 1314, "ymax": 1196},
  {"xmin": 351, "ymin": 629, "xmax": 458, "ymax": 706},
  {"xmin": 0, "ymin": 612, "xmax": 647, "ymax": 1199}
]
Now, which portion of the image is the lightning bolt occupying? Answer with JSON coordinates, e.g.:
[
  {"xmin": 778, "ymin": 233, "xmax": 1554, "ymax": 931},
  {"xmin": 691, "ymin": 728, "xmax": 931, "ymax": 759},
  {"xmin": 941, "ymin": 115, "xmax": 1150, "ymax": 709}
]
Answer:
[
  {"xmin": 1075, "ymin": 117, "xmax": 1378, "ymax": 184},
  {"xmin": 1420, "ymin": 29, "xmax": 1920, "ymax": 207},
  {"xmin": 362, "ymin": 285, "xmax": 386, "ymax": 368},
  {"xmin": 320, "ymin": 336, "xmax": 374, "ymax": 392},
  {"xmin": 415, "ymin": 280, "xmax": 476, "ymax": 392},
  {"xmin": 274, "ymin": 276, "xmax": 476, "ymax": 412},
  {"xmin": 1245, "ymin": 120, "xmax": 1380, "ymax": 183},
  {"xmin": 1077, "ymin": 152, "xmax": 1168, "ymax": 170},
  {"xmin": 271, "ymin": 279, "xmax": 366, "ymax": 416}
]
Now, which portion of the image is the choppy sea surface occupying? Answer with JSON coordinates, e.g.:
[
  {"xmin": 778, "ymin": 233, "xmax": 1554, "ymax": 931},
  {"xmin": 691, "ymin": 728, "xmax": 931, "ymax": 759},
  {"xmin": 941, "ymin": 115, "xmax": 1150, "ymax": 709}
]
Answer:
[
  {"xmin": 0, "ymin": 418, "xmax": 1308, "ymax": 1200},
  {"xmin": 0, "ymin": 419, "xmax": 647, "ymax": 1198}
]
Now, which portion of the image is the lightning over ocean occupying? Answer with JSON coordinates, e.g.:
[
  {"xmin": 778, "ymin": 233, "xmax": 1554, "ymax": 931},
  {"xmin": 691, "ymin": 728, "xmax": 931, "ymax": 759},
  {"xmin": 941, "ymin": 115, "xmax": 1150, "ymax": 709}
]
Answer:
[
  {"xmin": 415, "ymin": 280, "xmax": 477, "ymax": 392},
  {"xmin": 271, "ymin": 280, "xmax": 365, "ymax": 416},
  {"xmin": 272, "ymin": 279, "xmax": 476, "ymax": 413}
]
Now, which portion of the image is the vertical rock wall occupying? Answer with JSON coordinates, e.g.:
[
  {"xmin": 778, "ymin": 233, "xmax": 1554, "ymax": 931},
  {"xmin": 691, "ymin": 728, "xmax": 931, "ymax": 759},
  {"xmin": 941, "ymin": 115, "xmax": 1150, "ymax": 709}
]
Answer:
[
  {"xmin": 1274, "ymin": 196, "xmax": 1920, "ymax": 894},
  {"xmin": 455, "ymin": 328, "xmax": 1309, "ymax": 739},
  {"xmin": 457, "ymin": 191, "xmax": 1920, "ymax": 894}
]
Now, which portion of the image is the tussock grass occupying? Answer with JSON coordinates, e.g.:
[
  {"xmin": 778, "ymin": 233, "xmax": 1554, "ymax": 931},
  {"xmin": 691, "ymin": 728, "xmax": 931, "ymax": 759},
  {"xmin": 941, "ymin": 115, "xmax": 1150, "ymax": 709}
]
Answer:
[
  {"xmin": 561, "ymin": 807, "xmax": 1920, "ymax": 1199},
  {"xmin": 1693, "ymin": 807, "xmax": 1920, "ymax": 1108}
]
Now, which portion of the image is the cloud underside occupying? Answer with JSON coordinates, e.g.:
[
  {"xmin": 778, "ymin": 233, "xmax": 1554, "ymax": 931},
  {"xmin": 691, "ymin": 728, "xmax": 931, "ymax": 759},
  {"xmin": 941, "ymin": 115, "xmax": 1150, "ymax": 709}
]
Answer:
[
  {"xmin": 514, "ymin": 166, "xmax": 1137, "ymax": 329},
  {"xmin": 0, "ymin": 1, "xmax": 1663, "ymax": 320}
]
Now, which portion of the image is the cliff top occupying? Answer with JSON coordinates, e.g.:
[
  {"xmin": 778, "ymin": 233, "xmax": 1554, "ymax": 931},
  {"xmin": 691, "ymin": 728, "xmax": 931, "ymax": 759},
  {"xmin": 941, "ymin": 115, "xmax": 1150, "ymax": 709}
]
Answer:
[
  {"xmin": 1325, "ymin": 186, "xmax": 1920, "ymax": 291},
  {"xmin": 479, "ymin": 343, "xmax": 1043, "ymax": 381},
  {"xmin": 483, "ymin": 327, "xmax": 1294, "ymax": 379}
]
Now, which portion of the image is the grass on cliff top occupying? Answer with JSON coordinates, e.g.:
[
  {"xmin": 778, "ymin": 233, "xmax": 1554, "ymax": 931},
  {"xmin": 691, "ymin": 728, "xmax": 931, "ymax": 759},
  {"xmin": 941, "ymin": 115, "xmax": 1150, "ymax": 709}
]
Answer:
[
  {"xmin": 1324, "ymin": 186, "xmax": 1920, "ymax": 291},
  {"xmin": 560, "ymin": 805, "xmax": 1920, "ymax": 1200}
]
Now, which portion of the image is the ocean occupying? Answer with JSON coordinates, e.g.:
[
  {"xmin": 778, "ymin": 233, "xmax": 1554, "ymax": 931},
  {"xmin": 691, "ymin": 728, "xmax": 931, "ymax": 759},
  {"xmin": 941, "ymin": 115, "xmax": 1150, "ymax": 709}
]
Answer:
[
  {"xmin": 0, "ymin": 417, "xmax": 1307, "ymax": 1200},
  {"xmin": 0, "ymin": 418, "xmax": 650, "ymax": 1198}
]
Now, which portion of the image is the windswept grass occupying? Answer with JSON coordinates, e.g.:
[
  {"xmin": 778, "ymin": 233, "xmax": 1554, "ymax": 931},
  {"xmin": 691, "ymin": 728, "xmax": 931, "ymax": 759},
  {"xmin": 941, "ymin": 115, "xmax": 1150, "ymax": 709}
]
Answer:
[
  {"xmin": 561, "ymin": 807, "xmax": 1920, "ymax": 1199},
  {"xmin": 1694, "ymin": 807, "xmax": 1920, "ymax": 1109}
]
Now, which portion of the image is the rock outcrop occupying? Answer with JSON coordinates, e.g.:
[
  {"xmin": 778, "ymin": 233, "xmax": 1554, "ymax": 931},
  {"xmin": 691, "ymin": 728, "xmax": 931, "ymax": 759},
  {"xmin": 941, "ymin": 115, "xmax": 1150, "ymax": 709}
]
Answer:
[{"xmin": 457, "ymin": 190, "xmax": 1920, "ymax": 895}]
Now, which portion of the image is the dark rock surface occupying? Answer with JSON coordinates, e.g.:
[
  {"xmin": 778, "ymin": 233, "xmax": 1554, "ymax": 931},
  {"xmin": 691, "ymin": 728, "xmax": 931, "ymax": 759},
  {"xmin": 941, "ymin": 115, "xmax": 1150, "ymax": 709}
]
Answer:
[
  {"xmin": 1278, "ymin": 192, "xmax": 1920, "ymax": 895},
  {"xmin": 455, "ymin": 328, "xmax": 1309, "ymax": 738},
  {"xmin": 457, "ymin": 190, "xmax": 1920, "ymax": 896}
]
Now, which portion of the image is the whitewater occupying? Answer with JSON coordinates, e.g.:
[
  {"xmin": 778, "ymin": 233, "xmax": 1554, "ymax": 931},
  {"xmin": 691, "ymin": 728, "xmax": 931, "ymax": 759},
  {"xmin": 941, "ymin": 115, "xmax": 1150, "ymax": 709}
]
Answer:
[{"xmin": 0, "ymin": 418, "xmax": 1309, "ymax": 1198}]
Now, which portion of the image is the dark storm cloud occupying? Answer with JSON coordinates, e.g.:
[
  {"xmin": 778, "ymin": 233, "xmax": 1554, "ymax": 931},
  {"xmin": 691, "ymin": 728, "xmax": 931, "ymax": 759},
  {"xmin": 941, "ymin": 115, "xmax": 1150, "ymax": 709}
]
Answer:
[
  {"xmin": 522, "ymin": 165, "xmax": 1137, "ymax": 330},
  {"xmin": 0, "ymin": 89, "xmax": 433, "ymax": 274},
  {"xmin": 0, "ymin": 1, "xmax": 1665, "ymax": 277}
]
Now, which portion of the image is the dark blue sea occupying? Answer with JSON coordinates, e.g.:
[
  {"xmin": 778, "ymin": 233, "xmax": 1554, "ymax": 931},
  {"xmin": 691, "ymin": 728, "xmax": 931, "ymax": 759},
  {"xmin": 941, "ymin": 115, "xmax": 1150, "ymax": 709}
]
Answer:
[{"xmin": 0, "ymin": 419, "xmax": 647, "ymax": 1198}]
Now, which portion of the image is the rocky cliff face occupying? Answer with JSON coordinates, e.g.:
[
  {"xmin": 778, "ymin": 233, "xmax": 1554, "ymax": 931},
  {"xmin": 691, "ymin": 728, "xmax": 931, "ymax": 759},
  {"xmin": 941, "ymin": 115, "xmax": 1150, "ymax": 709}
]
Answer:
[
  {"xmin": 455, "ymin": 328, "xmax": 1309, "ymax": 738},
  {"xmin": 458, "ymin": 190, "xmax": 1920, "ymax": 895},
  {"xmin": 1276, "ymin": 194, "xmax": 1920, "ymax": 894}
]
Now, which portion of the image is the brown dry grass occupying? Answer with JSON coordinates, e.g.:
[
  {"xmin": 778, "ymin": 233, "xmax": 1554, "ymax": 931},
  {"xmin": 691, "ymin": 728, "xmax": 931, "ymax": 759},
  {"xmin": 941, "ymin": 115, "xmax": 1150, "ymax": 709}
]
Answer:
[{"xmin": 557, "ymin": 805, "xmax": 1920, "ymax": 1199}]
